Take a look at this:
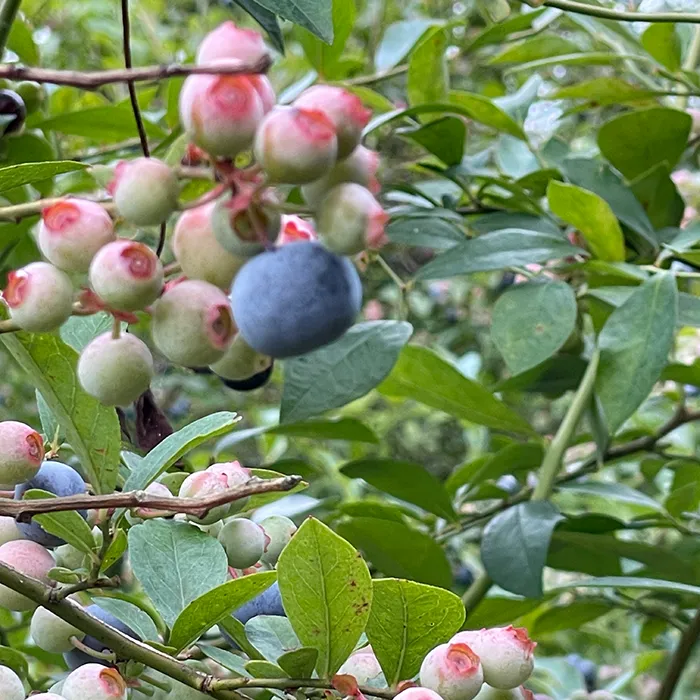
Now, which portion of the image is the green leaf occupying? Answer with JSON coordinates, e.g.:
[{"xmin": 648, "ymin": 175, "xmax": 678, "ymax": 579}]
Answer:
[
  {"xmin": 277, "ymin": 518, "xmax": 372, "ymax": 678},
  {"xmin": 416, "ymin": 229, "xmax": 584, "ymax": 280},
  {"xmin": 100, "ymin": 529, "xmax": 127, "ymax": 573},
  {"xmin": 233, "ymin": 0, "xmax": 285, "ymax": 53},
  {"xmin": 554, "ymin": 78, "xmax": 656, "ymax": 105},
  {"xmin": 252, "ymin": 0, "xmax": 333, "ymax": 43},
  {"xmin": 0, "ymin": 161, "xmax": 87, "ymax": 194},
  {"xmin": 481, "ymin": 501, "xmax": 564, "ymax": 599},
  {"xmin": 297, "ymin": 0, "xmax": 355, "ymax": 77},
  {"xmin": 128, "ymin": 519, "xmax": 229, "ymax": 627},
  {"xmin": 463, "ymin": 597, "xmax": 542, "ymax": 629},
  {"xmin": 0, "ymin": 333, "xmax": 121, "ymax": 494},
  {"xmin": 666, "ymin": 462, "xmax": 700, "ymax": 517},
  {"xmin": 631, "ymin": 163, "xmax": 684, "ymax": 230},
  {"xmin": 490, "ymin": 36, "xmax": 580, "ymax": 64},
  {"xmin": 219, "ymin": 617, "xmax": 264, "ymax": 660},
  {"xmin": 23, "ymin": 489, "xmax": 95, "ymax": 556},
  {"xmin": 123, "ymin": 412, "xmax": 240, "ymax": 491},
  {"xmin": 547, "ymin": 181, "xmax": 625, "ymax": 262},
  {"xmin": 199, "ymin": 645, "xmax": 251, "ymax": 675},
  {"xmin": 401, "ymin": 117, "xmax": 466, "ymax": 166},
  {"xmin": 386, "ymin": 214, "xmax": 465, "ymax": 249},
  {"xmin": 36, "ymin": 390, "xmax": 60, "ymax": 443},
  {"xmin": 7, "ymin": 15, "xmax": 38, "ymax": 64},
  {"xmin": 366, "ymin": 578, "xmax": 465, "ymax": 686},
  {"xmin": 468, "ymin": 9, "xmax": 547, "ymax": 50},
  {"xmin": 245, "ymin": 616, "xmax": 301, "ymax": 662},
  {"xmin": 281, "ymin": 321, "xmax": 412, "ymax": 424},
  {"xmin": 532, "ymin": 601, "xmax": 611, "ymax": 636},
  {"xmin": 642, "ymin": 23, "xmax": 681, "ymax": 71},
  {"xmin": 375, "ymin": 20, "xmax": 438, "ymax": 71},
  {"xmin": 278, "ymin": 647, "xmax": 319, "ymax": 677},
  {"xmin": 60, "ymin": 313, "xmax": 117, "ymax": 352},
  {"xmin": 379, "ymin": 346, "xmax": 535, "ymax": 436},
  {"xmin": 336, "ymin": 517, "xmax": 452, "ymax": 589},
  {"xmin": 169, "ymin": 572, "xmax": 277, "ymax": 651},
  {"xmin": 245, "ymin": 660, "xmax": 288, "ymax": 678},
  {"xmin": 269, "ymin": 418, "xmax": 378, "ymax": 443},
  {"xmin": 598, "ymin": 108, "xmax": 692, "ymax": 180},
  {"xmin": 0, "ymin": 645, "xmax": 28, "ymax": 679},
  {"xmin": 558, "ymin": 482, "xmax": 662, "ymax": 511},
  {"xmin": 91, "ymin": 597, "xmax": 160, "ymax": 642},
  {"xmin": 34, "ymin": 107, "xmax": 166, "ymax": 141},
  {"xmin": 340, "ymin": 459, "xmax": 456, "ymax": 521},
  {"xmin": 554, "ymin": 577, "xmax": 700, "ymax": 598},
  {"xmin": 492, "ymin": 280, "xmax": 578, "ymax": 375},
  {"xmin": 448, "ymin": 91, "xmax": 526, "ymax": 140},
  {"xmin": 595, "ymin": 273, "xmax": 678, "ymax": 433},
  {"xmin": 407, "ymin": 28, "xmax": 448, "ymax": 106}
]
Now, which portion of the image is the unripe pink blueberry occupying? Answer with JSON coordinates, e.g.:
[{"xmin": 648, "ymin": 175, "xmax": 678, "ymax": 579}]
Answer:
[
  {"xmin": 208, "ymin": 461, "xmax": 251, "ymax": 515},
  {"xmin": 77, "ymin": 332, "xmax": 154, "ymax": 407},
  {"xmin": 302, "ymin": 145, "xmax": 380, "ymax": 207},
  {"xmin": 29, "ymin": 695, "xmax": 66, "ymax": 700},
  {"xmin": 107, "ymin": 158, "xmax": 179, "ymax": 226},
  {"xmin": 453, "ymin": 627, "xmax": 536, "ymax": 690},
  {"xmin": 38, "ymin": 199, "xmax": 115, "ymax": 272},
  {"xmin": 196, "ymin": 21, "xmax": 269, "ymax": 66},
  {"xmin": 0, "ymin": 421, "xmax": 44, "ymax": 486},
  {"xmin": 0, "ymin": 665, "xmax": 25, "ymax": 700},
  {"xmin": 338, "ymin": 646, "xmax": 385, "ymax": 686},
  {"xmin": 474, "ymin": 686, "xmax": 533, "ymax": 700},
  {"xmin": 394, "ymin": 687, "xmax": 445, "ymax": 700},
  {"xmin": 250, "ymin": 75, "xmax": 276, "ymax": 113},
  {"xmin": 259, "ymin": 515, "xmax": 296, "ymax": 565},
  {"xmin": 420, "ymin": 642, "xmax": 484, "ymax": 700},
  {"xmin": 132, "ymin": 481, "xmax": 176, "ymax": 520},
  {"xmin": 2, "ymin": 262, "xmax": 74, "ymax": 332},
  {"xmin": 173, "ymin": 202, "xmax": 246, "ymax": 290},
  {"xmin": 317, "ymin": 183, "xmax": 389, "ymax": 255},
  {"xmin": 209, "ymin": 333, "xmax": 272, "ymax": 381},
  {"xmin": 31, "ymin": 605, "xmax": 86, "ymax": 653},
  {"xmin": 89, "ymin": 240, "xmax": 164, "ymax": 312},
  {"xmin": 277, "ymin": 215, "xmax": 317, "ymax": 246},
  {"xmin": 62, "ymin": 664, "xmax": 128, "ymax": 700},
  {"xmin": 178, "ymin": 470, "xmax": 232, "ymax": 525},
  {"xmin": 254, "ymin": 106, "xmax": 338, "ymax": 184},
  {"xmin": 180, "ymin": 73, "xmax": 264, "ymax": 158},
  {"xmin": 294, "ymin": 86, "xmax": 371, "ymax": 159},
  {"xmin": 218, "ymin": 517, "xmax": 267, "ymax": 568},
  {"xmin": 0, "ymin": 540, "xmax": 54, "ymax": 611},
  {"xmin": 0, "ymin": 516, "xmax": 23, "ymax": 546},
  {"xmin": 151, "ymin": 279, "xmax": 235, "ymax": 366}
]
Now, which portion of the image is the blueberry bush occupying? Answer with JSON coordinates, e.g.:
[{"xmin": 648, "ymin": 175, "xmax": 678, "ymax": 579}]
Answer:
[{"xmin": 0, "ymin": 1, "xmax": 698, "ymax": 699}]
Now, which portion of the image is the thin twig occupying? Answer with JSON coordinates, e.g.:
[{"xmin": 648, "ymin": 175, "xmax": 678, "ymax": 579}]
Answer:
[
  {"xmin": 0, "ymin": 475, "xmax": 302, "ymax": 520},
  {"xmin": 0, "ymin": 57, "xmax": 271, "ymax": 90},
  {"xmin": 655, "ymin": 609, "xmax": 700, "ymax": 700},
  {"xmin": 517, "ymin": 0, "xmax": 700, "ymax": 23},
  {"xmin": 51, "ymin": 575, "xmax": 121, "ymax": 602},
  {"xmin": 212, "ymin": 677, "xmax": 395, "ymax": 699}
]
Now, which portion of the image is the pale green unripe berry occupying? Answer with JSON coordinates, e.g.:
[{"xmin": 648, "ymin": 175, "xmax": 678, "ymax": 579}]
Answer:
[
  {"xmin": 0, "ymin": 516, "xmax": 23, "ymax": 546},
  {"xmin": 317, "ymin": 183, "xmax": 388, "ymax": 256},
  {"xmin": 77, "ymin": 332, "xmax": 154, "ymax": 407},
  {"xmin": 420, "ymin": 642, "xmax": 484, "ymax": 700},
  {"xmin": 218, "ymin": 518, "xmax": 266, "ymax": 568},
  {"xmin": 474, "ymin": 686, "xmax": 531, "ymax": 700},
  {"xmin": 108, "ymin": 158, "xmax": 179, "ymax": 226},
  {"xmin": 338, "ymin": 646, "xmax": 385, "ymax": 686},
  {"xmin": 0, "ymin": 665, "xmax": 25, "ymax": 700},
  {"xmin": 0, "ymin": 540, "xmax": 54, "ymax": 611},
  {"xmin": 62, "ymin": 664, "xmax": 128, "ymax": 700},
  {"xmin": 259, "ymin": 515, "xmax": 296, "ymax": 565},
  {"xmin": 589, "ymin": 692, "xmax": 615, "ymax": 700},
  {"xmin": 55, "ymin": 526, "xmax": 103, "ymax": 570},
  {"xmin": 0, "ymin": 421, "xmax": 44, "ymax": 486},
  {"xmin": 31, "ymin": 605, "xmax": 86, "ymax": 653},
  {"xmin": 89, "ymin": 240, "xmax": 164, "ymax": 312},
  {"xmin": 209, "ymin": 334, "xmax": 272, "ymax": 381},
  {"xmin": 151, "ymin": 280, "xmax": 235, "ymax": 367},
  {"xmin": 2, "ymin": 262, "xmax": 73, "ymax": 332}
]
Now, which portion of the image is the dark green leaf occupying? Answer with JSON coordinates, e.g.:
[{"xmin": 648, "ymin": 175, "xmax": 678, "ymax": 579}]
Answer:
[
  {"xmin": 631, "ymin": 164, "xmax": 684, "ymax": 230},
  {"xmin": 297, "ymin": 0, "xmax": 355, "ymax": 77},
  {"xmin": 375, "ymin": 20, "xmax": 438, "ymax": 71},
  {"xmin": 448, "ymin": 91, "xmax": 526, "ymax": 140},
  {"xmin": 407, "ymin": 28, "xmax": 448, "ymax": 106},
  {"xmin": 386, "ymin": 214, "xmax": 465, "ymax": 250},
  {"xmin": 490, "ymin": 36, "xmax": 579, "ymax": 64},
  {"xmin": 233, "ymin": 0, "xmax": 285, "ymax": 53},
  {"xmin": 532, "ymin": 601, "xmax": 611, "ymax": 636},
  {"xmin": 252, "ymin": 0, "xmax": 333, "ymax": 43},
  {"xmin": 379, "ymin": 345, "xmax": 535, "ymax": 436},
  {"xmin": 245, "ymin": 616, "xmax": 300, "ymax": 662},
  {"xmin": 100, "ymin": 529, "xmax": 127, "ymax": 573},
  {"xmin": 559, "ymin": 482, "xmax": 662, "ymax": 511},
  {"xmin": 482, "ymin": 501, "xmax": 564, "ymax": 598},
  {"xmin": 554, "ymin": 78, "xmax": 656, "ymax": 105},
  {"xmin": 554, "ymin": 577, "xmax": 700, "ymax": 597},
  {"xmin": 0, "ymin": 161, "xmax": 87, "ymax": 194},
  {"xmin": 281, "ymin": 321, "xmax": 412, "ymax": 424},
  {"xmin": 34, "ymin": 107, "xmax": 166, "ymax": 141},
  {"xmin": 366, "ymin": 578, "xmax": 465, "ymax": 685},
  {"xmin": 341, "ymin": 459, "xmax": 456, "ymax": 521},
  {"xmin": 269, "ymin": 418, "xmax": 378, "ymax": 443},
  {"xmin": 463, "ymin": 597, "xmax": 542, "ymax": 629},
  {"xmin": 91, "ymin": 597, "xmax": 160, "ymax": 642},
  {"xmin": 468, "ymin": 9, "xmax": 547, "ymax": 50},
  {"xmin": 401, "ymin": 117, "xmax": 466, "ymax": 166},
  {"xmin": 278, "ymin": 647, "xmax": 319, "ymax": 677}
]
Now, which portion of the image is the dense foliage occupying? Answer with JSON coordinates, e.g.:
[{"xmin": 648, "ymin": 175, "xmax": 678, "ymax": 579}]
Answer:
[{"xmin": 0, "ymin": 1, "xmax": 699, "ymax": 700}]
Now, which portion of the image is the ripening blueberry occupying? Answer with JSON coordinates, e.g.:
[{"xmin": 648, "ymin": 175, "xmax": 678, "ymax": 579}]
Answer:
[
  {"xmin": 180, "ymin": 73, "xmax": 264, "ymax": 158},
  {"xmin": 0, "ymin": 421, "xmax": 44, "ymax": 486},
  {"xmin": 294, "ymin": 86, "xmax": 371, "ymax": 159},
  {"xmin": 208, "ymin": 461, "xmax": 251, "ymax": 515},
  {"xmin": 0, "ymin": 516, "xmax": 23, "ymax": 547},
  {"xmin": 38, "ymin": 199, "xmax": 115, "ymax": 272},
  {"xmin": 338, "ymin": 646, "xmax": 386, "ymax": 686},
  {"xmin": 218, "ymin": 518, "xmax": 266, "ymax": 569},
  {"xmin": 131, "ymin": 481, "xmax": 176, "ymax": 520},
  {"xmin": 473, "ymin": 685, "xmax": 533, "ymax": 700},
  {"xmin": 302, "ymin": 145, "xmax": 380, "ymax": 207},
  {"xmin": 259, "ymin": 515, "xmax": 296, "ymax": 566},
  {"xmin": 219, "ymin": 362, "xmax": 274, "ymax": 392},
  {"xmin": 393, "ymin": 687, "xmax": 445, "ymax": 700},
  {"xmin": 209, "ymin": 333, "xmax": 272, "ymax": 383},
  {"xmin": 316, "ymin": 183, "xmax": 388, "ymax": 255},
  {"xmin": 89, "ymin": 240, "xmax": 164, "ymax": 312},
  {"xmin": 0, "ymin": 89, "xmax": 26, "ymax": 135},
  {"xmin": 172, "ymin": 202, "xmax": 245, "ymax": 290},
  {"xmin": 14, "ymin": 461, "xmax": 87, "ymax": 547},
  {"xmin": 254, "ymin": 106, "xmax": 338, "ymax": 185},
  {"xmin": 0, "ymin": 540, "xmax": 54, "ymax": 611},
  {"xmin": 249, "ymin": 75, "xmax": 276, "ymax": 113},
  {"xmin": 62, "ymin": 664, "xmax": 128, "ymax": 700},
  {"xmin": 420, "ymin": 642, "xmax": 484, "ymax": 700},
  {"xmin": 151, "ymin": 280, "xmax": 235, "ymax": 367},
  {"xmin": 31, "ymin": 605, "xmax": 86, "ymax": 653},
  {"xmin": 0, "ymin": 665, "xmax": 25, "ymax": 700},
  {"xmin": 179, "ymin": 462, "xmax": 250, "ymax": 525},
  {"xmin": 233, "ymin": 580, "xmax": 285, "ymax": 624},
  {"xmin": 230, "ymin": 242, "xmax": 362, "ymax": 358},
  {"xmin": 77, "ymin": 332, "xmax": 154, "ymax": 407},
  {"xmin": 196, "ymin": 21, "xmax": 269, "ymax": 66},
  {"xmin": 107, "ymin": 158, "xmax": 179, "ymax": 226},
  {"xmin": 2, "ymin": 262, "xmax": 74, "ymax": 332},
  {"xmin": 452, "ymin": 627, "xmax": 536, "ymax": 690}
]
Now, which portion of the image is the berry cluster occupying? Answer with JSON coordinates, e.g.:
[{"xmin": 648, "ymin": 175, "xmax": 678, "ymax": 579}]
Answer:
[{"xmin": 1, "ymin": 20, "xmax": 387, "ymax": 407}]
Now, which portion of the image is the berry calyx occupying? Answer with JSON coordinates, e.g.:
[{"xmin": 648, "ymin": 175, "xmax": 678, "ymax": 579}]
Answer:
[
  {"xmin": 0, "ymin": 420, "xmax": 44, "ymax": 486},
  {"xmin": 278, "ymin": 215, "xmax": 318, "ymax": 246}
]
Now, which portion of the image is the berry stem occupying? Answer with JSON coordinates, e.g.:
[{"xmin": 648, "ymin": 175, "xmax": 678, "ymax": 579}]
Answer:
[
  {"xmin": 112, "ymin": 316, "xmax": 122, "ymax": 339},
  {"xmin": 211, "ymin": 677, "xmax": 395, "ymax": 698},
  {"xmin": 655, "ymin": 608, "xmax": 700, "ymax": 700},
  {"xmin": 461, "ymin": 570, "xmax": 492, "ymax": 612}
]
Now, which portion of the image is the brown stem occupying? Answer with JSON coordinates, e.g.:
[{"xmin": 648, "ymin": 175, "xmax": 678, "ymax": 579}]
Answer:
[
  {"xmin": 656, "ymin": 609, "xmax": 700, "ymax": 700},
  {"xmin": 0, "ymin": 58, "xmax": 271, "ymax": 90},
  {"xmin": 0, "ymin": 475, "xmax": 302, "ymax": 521},
  {"xmin": 212, "ymin": 677, "xmax": 395, "ymax": 699},
  {"xmin": 52, "ymin": 575, "xmax": 121, "ymax": 602}
]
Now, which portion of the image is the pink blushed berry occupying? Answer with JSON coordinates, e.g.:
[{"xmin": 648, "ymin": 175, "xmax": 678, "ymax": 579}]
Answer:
[
  {"xmin": 0, "ymin": 540, "xmax": 55, "ymax": 611},
  {"xmin": 62, "ymin": 664, "xmax": 128, "ymax": 700},
  {"xmin": 420, "ymin": 642, "xmax": 484, "ymax": 700},
  {"xmin": 0, "ymin": 420, "xmax": 44, "ymax": 486},
  {"xmin": 196, "ymin": 21, "xmax": 269, "ymax": 66}
]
